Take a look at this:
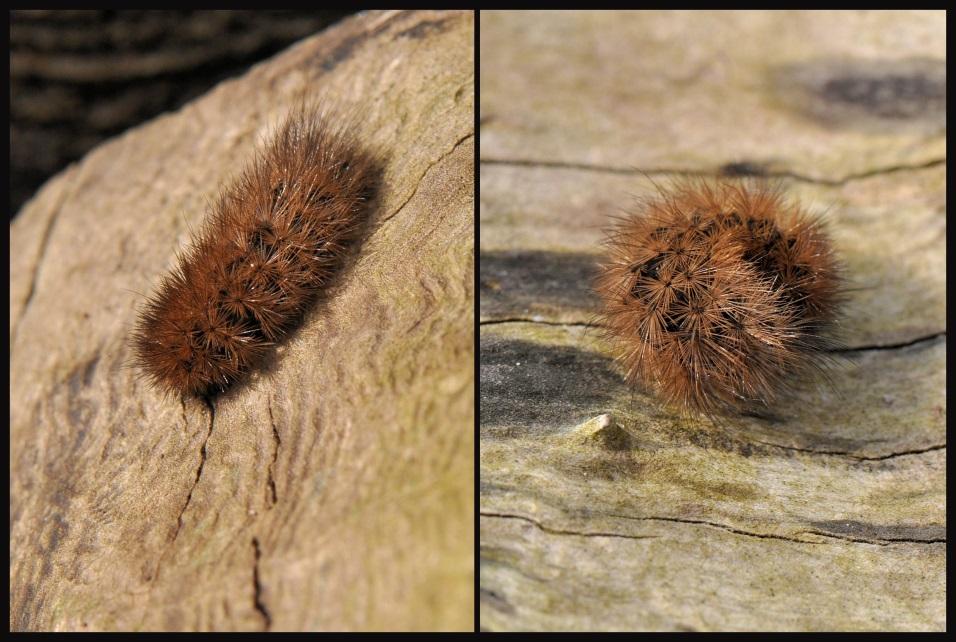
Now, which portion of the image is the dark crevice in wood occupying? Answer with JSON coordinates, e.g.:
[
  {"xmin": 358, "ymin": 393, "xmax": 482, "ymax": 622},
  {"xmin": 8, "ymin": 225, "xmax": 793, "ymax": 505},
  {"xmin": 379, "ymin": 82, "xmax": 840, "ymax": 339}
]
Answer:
[
  {"xmin": 479, "ymin": 317, "xmax": 597, "ymax": 328},
  {"xmin": 266, "ymin": 398, "xmax": 279, "ymax": 507},
  {"xmin": 174, "ymin": 398, "xmax": 215, "ymax": 539},
  {"xmin": 798, "ymin": 530, "xmax": 945, "ymax": 546},
  {"xmin": 155, "ymin": 397, "xmax": 215, "ymax": 581},
  {"xmin": 479, "ymin": 511, "xmax": 658, "ymax": 541},
  {"xmin": 751, "ymin": 438, "xmax": 945, "ymax": 461},
  {"xmin": 478, "ymin": 157, "xmax": 946, "ymax": 186},
  {"xmin": 252, "ymin": 537, "xmax": 271, "ymax": 631},
  {"xmin": 382, "ymin": 130, "xmax": 474, "ymax": 222},
  {"xmin": 482, "ymin": 510, "xmax": 943, "ymax": 547},
  {"xmin": 827, "ymin": 331, "xmax": 945, "ymax": 353},
  {"xmin": 607, "ymin": 513, "xmax": 944, "ymax": 547}
]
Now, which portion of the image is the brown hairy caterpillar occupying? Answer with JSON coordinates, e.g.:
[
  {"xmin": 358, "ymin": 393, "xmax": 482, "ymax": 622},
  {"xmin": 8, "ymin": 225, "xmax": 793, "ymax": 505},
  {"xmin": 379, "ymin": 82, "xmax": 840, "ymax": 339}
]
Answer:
[
  {"xmin": 594, "ymin": 177, "xmax": 844, "ymax": 417},
  {"xmin": 133, "ymin": 104, "xmax": 378, "ymax": 398}
]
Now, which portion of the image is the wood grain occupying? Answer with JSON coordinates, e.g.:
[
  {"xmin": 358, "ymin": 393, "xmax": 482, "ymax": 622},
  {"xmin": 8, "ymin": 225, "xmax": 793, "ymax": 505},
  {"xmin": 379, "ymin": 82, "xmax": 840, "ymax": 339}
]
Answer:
[
  {"xmin": 479, "ymin": 10, "xmax": 944, "ymax": 632},
  {"xmin": 10, "ymin": 10, "xmax": 474, "ymax": 632}
]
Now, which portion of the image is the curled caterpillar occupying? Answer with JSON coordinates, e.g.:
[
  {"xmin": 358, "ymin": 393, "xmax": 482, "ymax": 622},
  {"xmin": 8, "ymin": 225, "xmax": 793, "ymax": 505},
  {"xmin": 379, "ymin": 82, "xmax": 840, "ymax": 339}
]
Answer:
[
  {"xmin": 133, "ymin": 105, "xmax": 379, "ymax": 397},
  {"xmin": 594, "ymin": 178, "xmax": 844, "ymax": 416}
]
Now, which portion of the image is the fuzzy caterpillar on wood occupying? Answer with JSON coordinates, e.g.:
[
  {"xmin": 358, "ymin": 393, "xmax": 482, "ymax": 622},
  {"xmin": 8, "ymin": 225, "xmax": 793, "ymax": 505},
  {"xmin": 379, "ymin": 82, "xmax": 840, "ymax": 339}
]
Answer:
[
  {"xmin": 133, "ymin": 104, "xmax": 379, "ymax": 398},
  {"xmin": 594, "ymin": 177, "xmax": 845, "ymax": 417}
]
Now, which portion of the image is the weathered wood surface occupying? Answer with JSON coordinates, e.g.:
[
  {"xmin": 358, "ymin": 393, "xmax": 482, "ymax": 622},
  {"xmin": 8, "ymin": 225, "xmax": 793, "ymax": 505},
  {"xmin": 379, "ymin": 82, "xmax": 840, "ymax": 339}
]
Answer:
[
  {"xmin": 479, "ymin": 10, "xmax": 944, "ymax": 632},
  {"xmin": 10, "ymin": 10, "xmax": 474, "ymax": 632}
]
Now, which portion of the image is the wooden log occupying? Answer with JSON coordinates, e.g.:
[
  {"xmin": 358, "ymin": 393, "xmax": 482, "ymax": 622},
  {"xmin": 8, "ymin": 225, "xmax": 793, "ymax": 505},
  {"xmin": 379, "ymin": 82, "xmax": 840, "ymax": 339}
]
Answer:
[
  {"xmin": 479, "ymin": 10, "xmax": 944, "ymax": 632},
  {"xmin": 10, "ymin": 10, "xmax": 475, "ymax": 632}
]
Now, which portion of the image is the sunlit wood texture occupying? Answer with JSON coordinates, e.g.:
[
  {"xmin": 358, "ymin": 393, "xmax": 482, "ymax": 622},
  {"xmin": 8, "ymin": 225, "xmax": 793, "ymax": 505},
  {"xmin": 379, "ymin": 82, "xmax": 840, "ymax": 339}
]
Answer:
[
  {"xmin": 11, "ymin": 10, "xmax": 474, "ymax": 632},
  {"xmin": 480, "ymin": 9, "xmax": 944, "ymax": 632}
]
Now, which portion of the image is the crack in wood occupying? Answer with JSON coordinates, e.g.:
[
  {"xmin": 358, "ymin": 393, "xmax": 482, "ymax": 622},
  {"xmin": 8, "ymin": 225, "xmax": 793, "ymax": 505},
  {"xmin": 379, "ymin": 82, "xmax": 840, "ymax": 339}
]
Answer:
[
  {"xmin": 750, "ymin": 439, "xmax": 946, "ymax": 461},
  {"xmin": 797, "ymin": 529, "xmax": 945, "ymax": 546},
  {"xmin": 252, "ymin": 537, "xmax": 272, "ymax": 630},
  {"xmin": 479, "ymin": 317, "xmax": 597, "ymax": 328},
  {"xmin": 482, "ymin": 510, "xmax": 942, "ymax": 547},
  {"xmin": 480, "ymin": 511, "xmax": 657, "ymax": 541},
  {"xmin": 266, "ymin": 398, "xmax": 280, "ymax": 507},
  {"xmin": 478, "ymin": 156, "xmax": 946, "ymax": 186},
  {"xmin": 596, "ymin": 512, "xmax": 826, "ymax": 545},
  {"xmin": 154, "ymin": 398, "xmax": 215, "ymax": 581},
  {"xmin": 827, "ymin": 331, "xmax": 946, "ymax": 353},
  {"xmin": 12, "ymin": 181, "xmax": 68, "ymax": 345},
  {"xmin": 852, "ymin": 444, "xmax": 946, "ymax": 460},
  {"xmin": 179, "ymin": 398, "xmax": 187, "ymax": 424},
  {"xmin": 383, "ymin": 130, "xmax": 474, "ymax": 222}
]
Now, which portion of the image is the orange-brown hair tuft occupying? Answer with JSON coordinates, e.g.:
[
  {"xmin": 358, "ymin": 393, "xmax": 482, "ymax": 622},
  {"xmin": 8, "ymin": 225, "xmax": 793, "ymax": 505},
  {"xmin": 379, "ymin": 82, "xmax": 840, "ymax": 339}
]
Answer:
[
  {"xmin": 133, "ymin": 105, "xmax": 379, "ymax": 397},
  {"xmin": 594, "ymin": 177, "xmax": 844, "ymax": 416}
]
